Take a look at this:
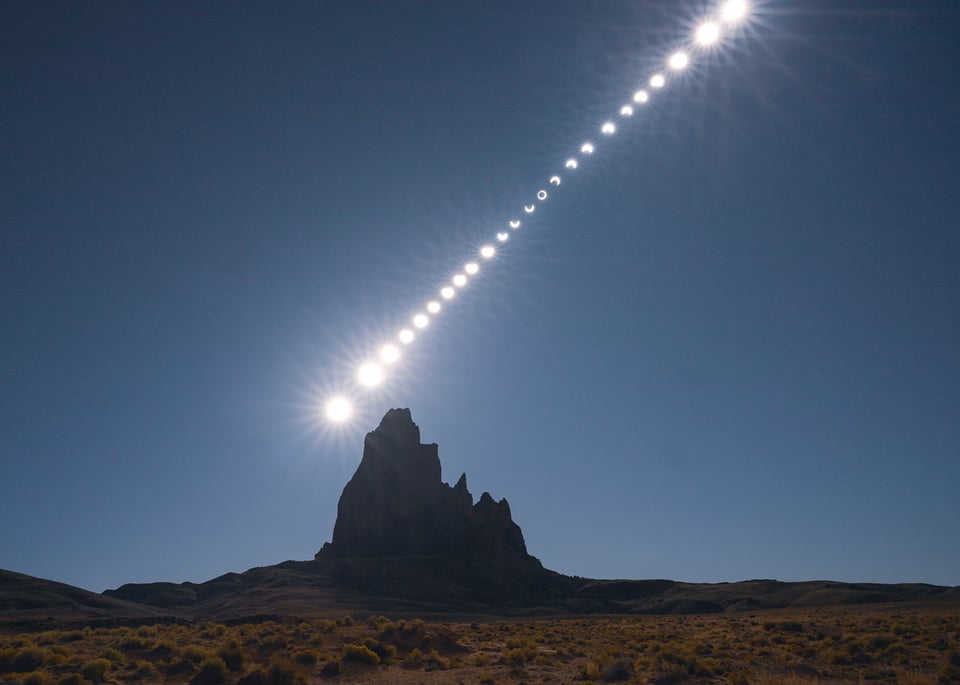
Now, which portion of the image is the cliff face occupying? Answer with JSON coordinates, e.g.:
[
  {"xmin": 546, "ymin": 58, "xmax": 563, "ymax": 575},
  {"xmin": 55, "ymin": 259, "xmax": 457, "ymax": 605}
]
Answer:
[{"xmin": 317, "ymin": 408, "xmax": 535, "ymax": 570}]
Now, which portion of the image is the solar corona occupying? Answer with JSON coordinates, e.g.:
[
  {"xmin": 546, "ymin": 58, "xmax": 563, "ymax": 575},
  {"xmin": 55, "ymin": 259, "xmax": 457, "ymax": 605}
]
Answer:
[{"xmin": 321, "ymin": 0, "xmax": 753, "ymax": 425}]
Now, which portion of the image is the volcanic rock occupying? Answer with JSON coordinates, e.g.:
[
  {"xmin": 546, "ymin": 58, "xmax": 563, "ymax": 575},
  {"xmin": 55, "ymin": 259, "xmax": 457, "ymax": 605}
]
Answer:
[{"xmin": 317, "ymin": 408, "xmax": 535, "ymax": 571}]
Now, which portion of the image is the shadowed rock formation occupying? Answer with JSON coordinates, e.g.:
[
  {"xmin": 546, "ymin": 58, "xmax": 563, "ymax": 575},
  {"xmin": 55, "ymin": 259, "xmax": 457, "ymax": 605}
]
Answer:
[
  {"xmin": 316, "ymin": 408, "xmax": 532, "ymax": 569},
  {"xmin": 79, "ymin": 408, "xmax": 960, "ymax": 619}
]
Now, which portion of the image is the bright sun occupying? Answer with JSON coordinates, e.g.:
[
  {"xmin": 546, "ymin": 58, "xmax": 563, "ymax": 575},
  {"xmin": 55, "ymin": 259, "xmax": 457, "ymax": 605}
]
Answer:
[{"xmin": 324, "ymin": 396, "xmax": 353, "ymax": 423}]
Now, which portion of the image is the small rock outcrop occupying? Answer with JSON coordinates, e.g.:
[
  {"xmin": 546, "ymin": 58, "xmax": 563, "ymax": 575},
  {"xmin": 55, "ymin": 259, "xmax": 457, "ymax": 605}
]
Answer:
[{"xmin": 316, "ymin": 408, "xmax": 536, "ymax": 571}]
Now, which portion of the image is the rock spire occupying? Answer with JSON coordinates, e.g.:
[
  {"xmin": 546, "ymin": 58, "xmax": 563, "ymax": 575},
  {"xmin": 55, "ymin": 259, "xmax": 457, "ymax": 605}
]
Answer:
[{"xmin": 317, "ymin": 408, "xmax": 535, "ymax": 569}]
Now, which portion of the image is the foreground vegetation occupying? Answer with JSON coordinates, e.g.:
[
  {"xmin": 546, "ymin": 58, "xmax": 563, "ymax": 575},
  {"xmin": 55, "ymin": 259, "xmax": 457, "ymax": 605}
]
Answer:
[{"xmin": 1, "ymin": 605, "xmax": 958, "ymax": 684}]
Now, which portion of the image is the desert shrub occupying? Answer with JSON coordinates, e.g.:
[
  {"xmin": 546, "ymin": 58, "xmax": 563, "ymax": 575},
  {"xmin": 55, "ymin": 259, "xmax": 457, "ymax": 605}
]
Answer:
[
  {"xmin": 319, "ymin": 658, "xmax": 341, "ymax": 678},
  {"xmin": 651, "ymin": 664, "xmax": 692, "ymax": 685},
  {"xmin": 361, "ymin": 637, "xmax": 396, "ymax": 662},
  {"xmin": 421, "ymin": 648, "xmax": 450, "ymax": 670},
  {"xmin": 189, "ymin": 656, "xmax": 229, "ymax": 685},
  {"xmin": 579, "ymin": 659, "xmax": 601, "ymax": 680},
  {"xmin": 59, "ymin": 632, "xmax": 84, "ymax": 644},
  {"xmin": 828, "ymin": 648, "xmax": 851, "ymax": 666},
  {"xmin": 334, "ymin": 615, "xmax": 353, "ymax": 627},
  {"xmin": 479, "ymin": 675, "xmax": 496, "ymax": 685},
  {"xmin": 601, "ymin": 658, "xmax": 635, "ymax": 682},
  {"xmin": 134, "ymin": 659, "xmax": 155, "ymax": 677},
  {"xmin": 406, "ymin": 647, "xmax": 450, "ymax": 670},
  {"xmin": 265, "ymin": 661, "xmax": 307, "ymax": 685},
  {"xmin": 35, "ymin": 632, "xmax": 57, "ymax": 647},
  {"xmin": 22, "ymin": 671, "xmax": 52, "ymax": 685},
  {"xmin": 162, "ymin": 658, "xmax": 198, "ymax": 678},
  {"xmin": 366, "ymin": 615, "xmax": 390, "ymax": 628},
  {"xmin": 56, "ymin": 675, "xmax": 92, "ymax": 685},
  {"xmin": 0, "ymin": 648, "xmax": 16, "ymax": 673},
  {"xmin": 149, "ymin": 639, "xmax": 176, "ymax": 658},
  {"xmin": 503, "ymin": 648, "xmax": 527, "ymax": 666},
  {"xmin": 659, "ymin": 650, "xmax": 696, "ymax": 670},
  {"xmin": 45, "ymin": 653, "xmax": 68, "ymax": 667},
  {"xmin": 342, "ymin": 643, "xmax": 379, "ymax": 665},
  {"xmin": 868, "ymin": 635, "xmax": 894, "ymax": 651},
  {"xmin": 99, "ymin": 647, "xmax": 122, "ymax": 662},
  {"xmin": 216, "ymin": 642, "xmax": 246, "ymax": 672},
  {"xmin": 236, "ymin": 668, "xmax": 269, "ymax": 685},
  {"xmin": 399, "ymin": 618, "xmax": 425, "ymax": 635},
  {"xmin": 12, "ymin": 647, "xmax": 46, "ymax": 672},
  {"xmin": 199, "ymin": 623, "xmax": 226, "ymax": 639},
  {"xmin": 237, "ymin": 668, "xmax": 270, "ymax": 685},
  {"xmin": 79, "ymin": 658, "xmax": 111, "ymax": 683},
  {"xmin": 120, "ymin": 636, "xmax": 148, "ymax": 650},
  {"xmin": 883, "ymin": 642, "xmax": 910, "ymax": 662},
  {"xmin": 292, "ymin": 649, "xmax": 319, "ymax": 665},
  {"xmin": 260, "ymin": 634, "xmax": 289, "ymax": 653},
  {"xmin": 473, "ymin": 653, "xmax": 492, "ymax": 667},
  {"xmin": 182, "ymin": 645, "xmax": 208, "ymax": 663}
]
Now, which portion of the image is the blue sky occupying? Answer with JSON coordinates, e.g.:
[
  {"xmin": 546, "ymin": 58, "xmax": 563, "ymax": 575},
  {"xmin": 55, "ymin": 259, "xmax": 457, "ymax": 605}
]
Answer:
[{"xmin": 2, "ymin": 1, "xmax": 958, "ymax": 594}]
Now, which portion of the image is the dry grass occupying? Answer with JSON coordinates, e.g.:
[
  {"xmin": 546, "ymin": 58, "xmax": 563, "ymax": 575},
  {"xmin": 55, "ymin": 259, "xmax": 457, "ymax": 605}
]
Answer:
[{"xmin": 0, "ymin": 605, "xmax": 958, "ymax": 684}]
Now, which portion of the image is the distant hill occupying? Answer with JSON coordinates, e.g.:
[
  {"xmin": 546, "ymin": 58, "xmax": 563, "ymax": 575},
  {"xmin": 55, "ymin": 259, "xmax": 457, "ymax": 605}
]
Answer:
[
  {"xmin": 0, "ymin": 569, "xmax": 171, "ymax": 623},
  {"xmin": 5, "ymin": 409, "xmax": 959, "ymax": 623}
]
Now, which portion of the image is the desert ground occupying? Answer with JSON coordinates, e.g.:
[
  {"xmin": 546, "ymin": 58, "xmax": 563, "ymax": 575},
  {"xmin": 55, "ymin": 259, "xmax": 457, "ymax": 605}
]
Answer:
[{"xmin": 2, "ymin": 604, "xmax": 959, "ymax": 685}]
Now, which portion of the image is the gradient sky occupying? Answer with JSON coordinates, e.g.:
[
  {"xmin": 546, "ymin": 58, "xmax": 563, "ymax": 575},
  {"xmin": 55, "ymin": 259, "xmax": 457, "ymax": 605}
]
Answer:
[{"xmin": 2, "ymin": 1, "xmax": 958, "ymax": 594}]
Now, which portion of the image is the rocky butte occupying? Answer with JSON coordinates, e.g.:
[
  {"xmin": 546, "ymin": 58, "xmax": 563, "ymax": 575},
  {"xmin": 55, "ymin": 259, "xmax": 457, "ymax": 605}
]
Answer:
[
  {"xmin": 319, "ymin": 408, "xmax": 530, "ymax": 565},
  {"xmin": 313, "ymin": 408, "xmax": 575, "ymax": 605}
]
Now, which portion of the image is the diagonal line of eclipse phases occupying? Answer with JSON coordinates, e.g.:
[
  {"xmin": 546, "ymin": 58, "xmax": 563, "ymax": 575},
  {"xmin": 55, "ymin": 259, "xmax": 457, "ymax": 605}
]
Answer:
[{"xmin": 322, "ymin": 0, "xmax": 754, "ymax": 426}]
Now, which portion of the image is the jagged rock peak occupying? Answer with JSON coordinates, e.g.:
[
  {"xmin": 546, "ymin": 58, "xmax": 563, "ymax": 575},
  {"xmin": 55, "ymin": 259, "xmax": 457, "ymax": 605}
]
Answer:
[
  {"xmin": 355, "ymin": 407, "xmax": 441, "ymax": 491},
  {"xmin": 372, "ymin": 407, "xmax": 421, "ymax": 447},
  {"xmin": 317, "ymin": 409, "xmax": 540, "ymax": 571}
]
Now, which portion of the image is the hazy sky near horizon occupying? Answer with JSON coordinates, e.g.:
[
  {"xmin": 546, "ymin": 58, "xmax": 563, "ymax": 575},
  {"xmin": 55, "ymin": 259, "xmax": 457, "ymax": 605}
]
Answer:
[{"xmin": 2, "ymin": 1, "xmax": 959, "ymax": 594}]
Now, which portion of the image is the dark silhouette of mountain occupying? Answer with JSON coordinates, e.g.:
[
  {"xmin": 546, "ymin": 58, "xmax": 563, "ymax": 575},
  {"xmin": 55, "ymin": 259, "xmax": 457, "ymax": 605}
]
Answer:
[
  {"xmin": 0, "ymin": 569, "xmax": 169, "ymax": 622},
  {"xmin": 306, "ymin": 408, "xmax": 574, "ymax": 605},
  {"xmin": 98, "ymin": 408, "xmax": 576, "ymax": 614},
  {"xmin": 319, "ymin": 408, "xmax": 532, "ymax": 567},
  {"xmin": 5, "ymin": 409, "xmax": 958, "ymax": 622}
]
